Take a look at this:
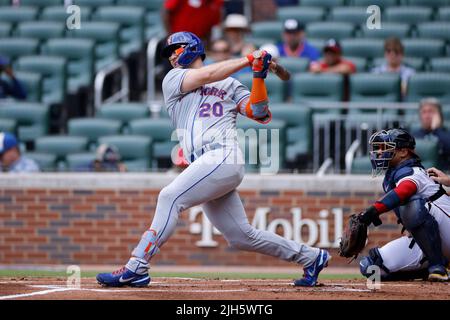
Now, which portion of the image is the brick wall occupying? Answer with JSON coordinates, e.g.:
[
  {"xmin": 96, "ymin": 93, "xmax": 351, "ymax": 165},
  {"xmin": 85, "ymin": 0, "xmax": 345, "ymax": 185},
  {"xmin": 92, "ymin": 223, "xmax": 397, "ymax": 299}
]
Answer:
[{"xmin": 0, "ymin": 174, "xmax": 402, "ymax": 267}]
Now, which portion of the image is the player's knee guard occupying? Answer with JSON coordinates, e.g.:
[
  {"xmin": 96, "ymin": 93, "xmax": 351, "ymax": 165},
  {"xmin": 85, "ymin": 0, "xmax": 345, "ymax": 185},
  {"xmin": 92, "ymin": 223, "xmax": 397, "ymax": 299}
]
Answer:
[{"xmin": 398, "ymin": 196, "xmax": 447, "ymax": 267}]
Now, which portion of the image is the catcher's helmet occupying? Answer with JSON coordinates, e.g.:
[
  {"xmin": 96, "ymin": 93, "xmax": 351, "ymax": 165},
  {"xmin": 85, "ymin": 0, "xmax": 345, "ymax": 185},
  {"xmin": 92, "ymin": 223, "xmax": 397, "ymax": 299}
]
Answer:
[
  {"xmin": 368, "ymin": 128, "xmax": 416, "ymax": 176},
  {"xmin": 161, "ymin": 31, "xmax": 205, "ymax": 67}
]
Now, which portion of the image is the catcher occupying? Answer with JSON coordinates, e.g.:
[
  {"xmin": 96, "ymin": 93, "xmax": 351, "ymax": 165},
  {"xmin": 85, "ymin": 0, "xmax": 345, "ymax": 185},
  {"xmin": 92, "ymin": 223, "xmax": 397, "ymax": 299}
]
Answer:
[{"xmin": 340, "ymin": 128, "xmax": 450, "ymax": 282}]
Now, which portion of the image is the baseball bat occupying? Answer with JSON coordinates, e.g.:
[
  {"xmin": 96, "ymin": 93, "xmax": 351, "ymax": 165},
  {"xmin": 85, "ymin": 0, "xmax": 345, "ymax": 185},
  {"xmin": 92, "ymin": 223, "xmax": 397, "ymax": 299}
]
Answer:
[{"xmin": 270, "ymin": 61, "xmax": 291, "ymax": 81}]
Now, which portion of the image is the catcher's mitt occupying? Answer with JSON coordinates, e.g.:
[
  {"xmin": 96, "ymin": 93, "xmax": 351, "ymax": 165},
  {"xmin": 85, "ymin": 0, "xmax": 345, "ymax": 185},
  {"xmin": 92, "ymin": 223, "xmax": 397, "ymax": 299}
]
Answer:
[{"xmin": 338, "ymin": 214, "xmax": 368, "ymax": 260}]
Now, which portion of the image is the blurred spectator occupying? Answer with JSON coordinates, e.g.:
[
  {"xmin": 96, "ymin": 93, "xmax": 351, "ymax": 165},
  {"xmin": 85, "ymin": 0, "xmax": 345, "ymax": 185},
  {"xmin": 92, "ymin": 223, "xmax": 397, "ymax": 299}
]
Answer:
[
  {"xmin": 0, "ymin": 56, "xmax": 27, "ymax": 100},
  {"xmin": 223, "ymin": 14, "xmax": 255, "ymax": 57},
  {"xmin": 0, "ymin": 132, "xmax": 39, "ymax": 173},
  {"xmin": 77, "ymin": 144, "xmax": 127, "ymax": 172},
  {"xmin": 309, "ymin": 39, "xmax": 356, "ymax": 75},
  {"xmin": 260, "ymin": 43, "xmax": 280, "ymax": 62},
  {"xmin": 162, "ymin": 0, "xmax": 223, "ymax": 43},
  {"xmin": 209, "ymin": 38, "xmax": 232, "ymax": 63},
  {"xmin": 372, "ymin": 37, "xmax": 415, "ymax": 98},
  {"xmin": 412, "ymin": 98, "xmax": 450, "ymax": 170},
  {"xmin": 277, "ymin": 19, "xmax": 320, "ymax": 61}
]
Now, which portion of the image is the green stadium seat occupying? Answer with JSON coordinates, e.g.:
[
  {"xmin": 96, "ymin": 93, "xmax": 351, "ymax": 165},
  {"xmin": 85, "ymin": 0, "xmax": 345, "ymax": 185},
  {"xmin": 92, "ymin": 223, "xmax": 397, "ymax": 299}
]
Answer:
[
  {"xmin": 237, "ymin": 73, "xmax": 284, "ymax": 103},
  {"xmin": 16, "ymin": 21, "xmax": 65, "ymax": 44},
  {"xmin": 437, "ymin": 7, "xmax": 450, "ymax": 21},
  {"xmin": 23, "ymin": 152, "xmax": 57, "ymax": 171},
  {"xmin": 0, "ymin": 102, "xmax": 49, "ymax": 142},
  {"xmin": 16, "ymin": 55, "xmax": 67, "ymax": 105},
  {"xmin": 129, "ymin": 118, "xmax": 175, "ymax": 162},
  {"xmin": 350, "ymin": 0, "xmax": 399, "ymax": 7},
  {"xmin": 417, "ymin": 22, "xmax": 450, "ymax": 42},
  {"xmin": 98, "ymin": 135, "xmax": 152, "ymax": 171},
  {"xmin": 72, "ymin": 0, "xmax": 115, "ymax": 7},
  {"xmin": 97, "ymin": 103, "xmax": 150, "ymax": 131},
  {"xmin": 40, "ymin": 6, "xmax": 92, "ymax": 22},
  {"xmin": 306, "ymin": 22, "xmax": 355, "ymax": 40},
  {"xmin": 270, "ymin": 104, "xmax": 312, "ymax": 158},
  {"xmin": 0, "ymin": 22, "xmax": 11, "ymax": 37},
  {"xmin": 43, "ymin": 38, "xmax": 95, "ymax": 94},
  {"xmin": 236, "ymin": 117, "xmax": 287, "ymax": 170},
  {"xmin": 372, "ymin": 57, "xmax": 424, "ymax": 71},
  {"xmin": 0, "ymin": 0, "xmax": 10, "ymax": 5},
  {"xmin": 415, "ymin": 137, "xmax": 439, "ymax": 168},
  {"xmin": 251, "ymin": 21, "xmax": 283, "ymax": 42},
  {"xmin": 329, "ymin": 7, "xmax": 369, "ymax": 25},
  {"xmin": 300, "ymin": 0, "xmax": 345, "ymax": 8},
  {"xmin": 430, "ymin": 57, "xmax": 450, "ymax": 73},
  {"xmin": 67, "ymin": 21, "xmax": 120, "ymax": 72},
  {"xmin": 19, "ymin": 0, "xmax": 63, "ymax": 8},
  {"xmin": 68, "ymin": 118, "xmax": 122, "ymax": 149},
  {"xmin": 406, "ymin": 73, "xmax": 450, "ymax": 104},
  {"xmin": 12, "ymin": 71, "xmax": 42, "ymax": 102},
  {"xmin": 0, "ymin": 38, "xmax": 39, "ymax": 64},
  {"xmin": 292, "ymin": 73, "xmax": 344, "ymax": 103},
  {"xmin": 345, "ymin": 56, "xmax": 367, "ymax": 72},
  {"xmin": 35, "ymin": 136, "xmax": 88, "ymax": 161},
  {"xmin": 0, "ymin": 118, "xmax": 17, "ymax": 133},
  {"xmin": 385, "ymin": 7, "xmax": 433, "ymax": 25},
  {"xmin": 93, "ymin": 6, "xmax": 146, "ymax": 58},
  {"xmin": 65, "ymin": 152, "xmax": 96, "ymax": 170},
  {"xmin": 360, "ymin": 22, "xmax": 410, "ymax": 39},
  {"xmin": 246, "ymin": 37, "xmax": 275, "ymax": 49},
  {"xmin": 351, "ymin": 156, "xmax": 372, "ymax": 174},
  {"xmin": 407, "ymin": 0, "xmax": 450, "ymax": 8},
  {"xmin": 277, "ymin": 7, "xmax": 325, "ymax": 23},
  {"xmin": 0, "ymin": 7, "xmax": 38, "ymax": 26},
  {"xmin": 403, "ymin": 39, "xmax": 445, "ymax": 59},
  {"xmin": 341, "ymin": 39, "xmax": 384, "ymax": 59},
  {"xmin": 277, "ymin": 57, "xmax": 309, "ymax": 73},
  {"xmin": 350, "ymin": 73, "xmax": 401, "ymax": 102},
  {"xmin": 307, "ymin": 38, "xmax": 327, "ymax": 51},
  {"xmin": 116, "ymin": 0, "xmax": 163, "ymax": 10}
]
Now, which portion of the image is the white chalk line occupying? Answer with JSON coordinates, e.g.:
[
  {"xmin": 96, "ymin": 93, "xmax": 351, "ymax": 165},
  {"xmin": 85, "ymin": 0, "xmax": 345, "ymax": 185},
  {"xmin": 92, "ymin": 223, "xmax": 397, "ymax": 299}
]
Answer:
[{"xmin": 0, "ymin": 287, "xmax": 72, "ymax": 300}]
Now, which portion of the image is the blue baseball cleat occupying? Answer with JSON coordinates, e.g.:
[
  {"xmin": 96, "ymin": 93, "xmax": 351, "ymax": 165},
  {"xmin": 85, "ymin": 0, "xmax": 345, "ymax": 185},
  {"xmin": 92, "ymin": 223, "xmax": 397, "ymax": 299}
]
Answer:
[
  {"xmin": 96, "ymin": 257, "xmax": 151, "ymax": 287},
  {"xmin": 294, "ymin": 249, "xmax": 331, "ymax": 287}
]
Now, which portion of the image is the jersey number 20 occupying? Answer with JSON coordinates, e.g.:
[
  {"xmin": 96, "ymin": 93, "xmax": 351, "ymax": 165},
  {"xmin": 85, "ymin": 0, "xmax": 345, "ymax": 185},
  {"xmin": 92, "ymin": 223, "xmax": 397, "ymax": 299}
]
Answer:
[{"xmin": 199, "ymin": 102, "xmax": 223, "ymax": 117}]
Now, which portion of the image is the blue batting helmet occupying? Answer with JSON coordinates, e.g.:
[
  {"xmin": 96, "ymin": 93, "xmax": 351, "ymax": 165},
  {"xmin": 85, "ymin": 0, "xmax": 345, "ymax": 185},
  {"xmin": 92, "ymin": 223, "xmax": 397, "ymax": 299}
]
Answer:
[
  {"xmin": 368, "ymin": 128, "xmax": 416, "ymax": 176},
  {"xmin": 161, "ymin": 31, "xmax": 205, "ymax": 67}
]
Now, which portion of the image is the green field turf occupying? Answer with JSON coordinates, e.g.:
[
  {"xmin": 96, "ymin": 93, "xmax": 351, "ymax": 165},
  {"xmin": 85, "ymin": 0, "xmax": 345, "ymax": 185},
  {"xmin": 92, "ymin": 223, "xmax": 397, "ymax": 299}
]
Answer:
[{"xmin": 0, "ymin": 269, "xmax": 363, "ymax": 280}]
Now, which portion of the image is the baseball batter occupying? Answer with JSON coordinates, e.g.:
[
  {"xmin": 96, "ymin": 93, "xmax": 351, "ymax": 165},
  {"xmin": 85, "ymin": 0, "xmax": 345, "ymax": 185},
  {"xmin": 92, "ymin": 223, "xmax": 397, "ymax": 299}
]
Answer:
[
  {"xmin": 97, "ymin": 31, "xmax": 330, "ymax": 288},
  {"xmin": 358, "ymin": 129, "xmax": 450, "ymax": 281}
]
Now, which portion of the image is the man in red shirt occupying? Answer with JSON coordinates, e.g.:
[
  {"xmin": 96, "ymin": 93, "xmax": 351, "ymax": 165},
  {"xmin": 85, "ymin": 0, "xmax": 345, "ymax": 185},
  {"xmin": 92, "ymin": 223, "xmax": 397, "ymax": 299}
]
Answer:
[
  {"xmin": 163, "ymin": 0, "xmax": 223, "ymax": 42},
  {"xmin": 309, "ymin": 39, "xmax": 356, "ymax": 75}
]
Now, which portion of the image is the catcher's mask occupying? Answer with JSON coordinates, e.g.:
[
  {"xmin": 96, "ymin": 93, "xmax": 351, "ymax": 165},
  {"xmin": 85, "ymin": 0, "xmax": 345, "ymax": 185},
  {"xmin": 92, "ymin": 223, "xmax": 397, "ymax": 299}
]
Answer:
[{"xmin": 368, "ymin": 128, "xmax": 416, "ymax": 176}]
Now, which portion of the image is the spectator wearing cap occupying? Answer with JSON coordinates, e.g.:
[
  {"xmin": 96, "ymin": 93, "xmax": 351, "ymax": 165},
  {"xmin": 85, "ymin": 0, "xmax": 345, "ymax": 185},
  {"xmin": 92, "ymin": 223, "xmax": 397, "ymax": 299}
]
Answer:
[
  {"xmin": 162, "ymin": 0, "xmax": 223, "ymax": 43},
  {"xmin": 309, "ymin": 39, "xmax": 356, "ymax": 75},
  {"xmin": 276, "ymin": 19, "xmax": 320, "ymax": 61},
  {"xmin": 0, "ymin": 56, "xmax": 27, "ymax": 100},
  {"xmin": 412, "ymin": 98, "xmax": 450, "ymax": 170},
  {"xmin": 223, "ymin": 13, "xmax": 255, "ymax": 57},
  {"xmin": 77, "ymin": 144, "xmax": 127, "ymax": 172},
  {"xmin": 372, "ymin": 37, "xmax": 415, "ymax": 98},
  {"xmin": 0, "ymin": 132, "xmax": 39, "ymax": 173}
]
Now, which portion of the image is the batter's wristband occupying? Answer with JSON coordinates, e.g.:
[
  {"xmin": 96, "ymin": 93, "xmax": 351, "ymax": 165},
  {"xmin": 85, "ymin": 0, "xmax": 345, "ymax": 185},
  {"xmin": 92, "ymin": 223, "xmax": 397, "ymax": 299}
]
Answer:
[{"xmin": 246, "ymin": 54, "xmax": 255, "ymax": 66}]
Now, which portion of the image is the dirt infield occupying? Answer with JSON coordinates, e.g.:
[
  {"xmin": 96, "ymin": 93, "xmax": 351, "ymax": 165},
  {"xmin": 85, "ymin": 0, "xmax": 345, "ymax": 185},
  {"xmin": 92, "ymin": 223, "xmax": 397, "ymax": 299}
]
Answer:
[{"xmin": 1, "ymin": 277, "xmax": 449, "ymax": 300}]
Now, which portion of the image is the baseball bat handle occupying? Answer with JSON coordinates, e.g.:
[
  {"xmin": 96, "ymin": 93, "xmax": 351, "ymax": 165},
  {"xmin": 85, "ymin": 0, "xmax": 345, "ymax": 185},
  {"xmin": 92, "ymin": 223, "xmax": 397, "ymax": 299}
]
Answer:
[{"xmin": 270, "ymin": 61, "xmax": 291, "ymax": 81}]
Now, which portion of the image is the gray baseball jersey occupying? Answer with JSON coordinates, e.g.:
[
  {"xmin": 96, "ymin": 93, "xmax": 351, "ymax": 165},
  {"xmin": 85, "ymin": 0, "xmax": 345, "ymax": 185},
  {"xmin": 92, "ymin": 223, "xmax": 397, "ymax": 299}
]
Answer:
[{"xmin": 162, "ymin": 68, "xmax": 250, "ymax": 163}]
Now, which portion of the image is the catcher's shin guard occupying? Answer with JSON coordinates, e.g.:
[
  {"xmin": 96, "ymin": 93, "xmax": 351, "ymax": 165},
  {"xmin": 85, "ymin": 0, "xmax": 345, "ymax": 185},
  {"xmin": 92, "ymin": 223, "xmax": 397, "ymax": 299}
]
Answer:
[
  {"xmin": 398, "ymin": 197, "xmax": 447, "ymax": 270},
  {"xmin": 360, "ymin": 248, "xmax": 428, "ymax": 281}
]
